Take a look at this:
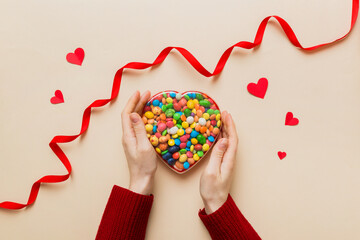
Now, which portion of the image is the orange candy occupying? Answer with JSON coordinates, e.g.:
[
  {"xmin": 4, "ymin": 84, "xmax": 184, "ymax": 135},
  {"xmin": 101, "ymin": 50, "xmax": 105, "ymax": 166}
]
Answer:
[
  {"xmin": 213, "ymin": 127, "xmax": 220, "ymax": 135},
  {"xmin": 160, "ymin": 113, "xmax": 166, "ymax": 121},
  {"xmin": 175, "ymin": 161, "xmax": 184, "ymax": 170},
  {"xmin": 181, "ymin": 114, "xmax": 187, "ymax": 122},
  {"xmin": 200, "ymin": 126, "xmax": 207, "ymax": 134},
  {"xmin": 188, "ymin": 158, "xmax": 195, "ymax": 165},
  {"xmin": 185, "ymin": 127, "xmax": 192, "ymax": 134},
  {"xmin": 195, "ymin": 124, "xmax": 201, "ymax": 132},
  {"xmin": 159, "ymin": 143, "xmax": 168, "ymax": 151}
]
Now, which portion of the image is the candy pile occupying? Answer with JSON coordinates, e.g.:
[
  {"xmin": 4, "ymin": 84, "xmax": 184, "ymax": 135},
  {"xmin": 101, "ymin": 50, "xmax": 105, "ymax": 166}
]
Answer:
[{"xmin": 142, "ymin": 91, "xmax": 221, "ymax": 173}]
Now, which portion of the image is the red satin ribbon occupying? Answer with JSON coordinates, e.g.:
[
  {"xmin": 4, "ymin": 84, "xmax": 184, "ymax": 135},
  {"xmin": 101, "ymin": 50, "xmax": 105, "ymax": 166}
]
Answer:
[{"xmin": 1, "ymin": 0, "xmax": 358, "ymax": 210}]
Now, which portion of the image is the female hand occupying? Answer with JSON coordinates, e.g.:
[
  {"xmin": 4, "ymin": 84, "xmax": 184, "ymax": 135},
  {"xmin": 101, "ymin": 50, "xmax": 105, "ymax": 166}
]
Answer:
[
  {"xmin": 199, "ymin": 111, "xmax": 238, "ymax": 214},
  {"xmin": 121, "ymin": 90, "xmax": 158, "ymax": 195}
]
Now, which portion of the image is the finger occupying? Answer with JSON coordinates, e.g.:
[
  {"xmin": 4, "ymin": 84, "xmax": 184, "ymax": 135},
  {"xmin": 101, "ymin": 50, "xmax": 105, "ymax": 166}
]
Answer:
[
  {"xmin": 130, "ymin": 112, "xmax": 150, "ymax": 146},
  {"xmin": 134, "ymin": 90, "xmax": 151, "ymax": 115},
  {"xmin": 205, "ymin": 138, "xmax": 228, "ymax": 174},
  {"xmin": 121, "ymin": 91, "xmax": 140, "ymax": 144},
  {"xmin": 123, "ymin": 91, "xmax": 140, "ymax": 114},
  {"xmin": 221, "ymin": 113, "xmax": 238, "ymax": 176},
  {"xmin": 220, "ymin": 111, "xmax": 228, "ymax": 138}
]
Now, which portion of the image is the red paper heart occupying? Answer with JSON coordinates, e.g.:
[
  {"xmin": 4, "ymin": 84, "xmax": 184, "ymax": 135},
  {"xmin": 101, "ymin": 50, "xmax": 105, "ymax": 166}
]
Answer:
[
  {"xmin": 143, "ymin": 90, "xmax": 222, "ymax": 174},
  {"xmin": 50, "ymin": 90, "xmax": 64, "ymax": 104},
  {"xmin": 247, "ymin": 78, "xmax": 268, "ymax": 99},
  {"xmin": 66, "ymin": 48, "xmax": 85, "ymax": 66},
  {"xmin": 278, "ymin": 151, "xmax": 287, "ymax": 160},
  {"xmin": 285, "ymin": 112, "xmax": 299, "ymax": 126}
]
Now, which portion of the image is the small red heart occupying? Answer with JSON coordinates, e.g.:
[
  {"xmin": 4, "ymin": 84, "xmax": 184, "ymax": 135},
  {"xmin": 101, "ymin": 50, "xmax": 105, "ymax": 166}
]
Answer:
[
  {"xmin": 50, "ymin": 90, "xmax": 64, "ymax": 104},
  {"xmin": 247, "ymin": 77, "xmax": 268, "ymax": 99},
  {"xmin": 66, "ymin": 48, "xmax": 85, "ymax": 66},
  {"xmin": 285, "ymin": 112, "xmax": 299, "ymax": 126},
  {"xmin": 278, "ymin": 151, "xmax": 286, "ymax": 160}
]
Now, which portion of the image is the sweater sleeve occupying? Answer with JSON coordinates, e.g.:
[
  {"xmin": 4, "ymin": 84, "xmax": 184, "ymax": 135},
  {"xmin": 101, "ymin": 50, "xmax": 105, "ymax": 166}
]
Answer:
[
  {"xmin": 198, "ymin": 194, "xmax": 261, "ymax": 240},
  {"xmin": 95, "ymin": 185, "xmax": 154, "ymax": 240}
]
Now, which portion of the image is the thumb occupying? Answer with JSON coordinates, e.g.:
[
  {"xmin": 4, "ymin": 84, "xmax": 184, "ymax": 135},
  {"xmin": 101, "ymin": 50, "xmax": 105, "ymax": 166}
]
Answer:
[
  {"xmin": 206, "ymin": 138, "xmax": 228, "ymax": 174},
  {"xmin": 130, "ymin": 113, "xmax": 148, "ymax": 144}
]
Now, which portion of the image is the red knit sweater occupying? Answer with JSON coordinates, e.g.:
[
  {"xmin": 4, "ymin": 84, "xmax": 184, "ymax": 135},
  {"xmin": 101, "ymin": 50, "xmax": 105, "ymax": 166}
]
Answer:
[{"xmin": 96, "ymin": 185, "xmax": 261, "ymax": 240}]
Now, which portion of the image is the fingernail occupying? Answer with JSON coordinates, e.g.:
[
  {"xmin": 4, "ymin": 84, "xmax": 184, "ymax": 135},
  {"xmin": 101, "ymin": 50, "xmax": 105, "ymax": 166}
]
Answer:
[
  {"xmin": 218, "ymin": 138, "xmax": 228, "ymax": 150},
  {"xmin": 130, "ymin": 113, "xmax": 139, "ymax": 123}
]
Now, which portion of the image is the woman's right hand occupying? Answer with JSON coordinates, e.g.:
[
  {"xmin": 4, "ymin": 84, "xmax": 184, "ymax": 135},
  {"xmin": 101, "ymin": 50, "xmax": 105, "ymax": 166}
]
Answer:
[{"xmin": 199, "ymin": 111, "xmax": 239, "ymax": 214}]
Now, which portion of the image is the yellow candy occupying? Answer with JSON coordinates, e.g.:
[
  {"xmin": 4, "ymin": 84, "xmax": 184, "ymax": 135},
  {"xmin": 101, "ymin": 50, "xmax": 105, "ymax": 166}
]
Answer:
[
  {"xmin": 187, "ymin": 100, "xmax": 195, "ymax": 109},
  {"xmin": 190, "ymin": 122, "xmax": 196, "ymax": 128},
  {"xmin": 191, "ymin": 138, "xmax": 198, "ymax": 145},
  {"xmin": 147, "ymin": 134, "xmax": 151, "ymax": 138},
  {"xmin": 173, "ymin": 119, "xmax": 176, "ymax": 124},
  {"xmin": 172, "ymin": 134, "xmax": 178, "ymax": 139},
  {"xmin": 156, "ymin": 148, "xmax": 161, "ymax": 154},
  {"xmin": 192, "ymin": 108, "xmax": 197, "ymax": 114},
  {"xmin": 182, "ymin": 122, "xmax": 189, "ymax": 128},
  {"xmin": 203, "ymin": 113, "xmax": 210, "ymax": 120},
  {"xmin": 202, "ymin": 144, "xmax": 210, "ymax": 152},
  {"xmin": 217, "ymin": 120, "xmax": 221, "ymax": 127},
  {"xmin": 193, "ymin": 154, "xmax": 200, "ymax": 161},
  {"xmin": 145, "ymin": 111, "xmax": 154, "ymax": 119},
  {"xmin": 166, "ymin": 97, "xmax": 173, "ymax": 104},
  {"xmin": 179, "ymin": 154, "xmax": 188, "ymax": 163},
  {"xmin": 145, "ymin": 124, "xmax": 153, "ymax": 133},
  {"xmin": 190, "ymin": 145, "xmax": 194, "ymax": 152},
  {"xmin": 177, "ymin": 129, "xmax": 185, "ymax": 136},
  {"xmin": 216, "ymin": 113, "xmax": 221, "ymax": 121},
  {"xmin": 193, "ymin": 99, "xmax": 199, "ymax": 104},
  {"xmin": 168, "ymin": 139, "xmax": 175, "ymax": 146}
]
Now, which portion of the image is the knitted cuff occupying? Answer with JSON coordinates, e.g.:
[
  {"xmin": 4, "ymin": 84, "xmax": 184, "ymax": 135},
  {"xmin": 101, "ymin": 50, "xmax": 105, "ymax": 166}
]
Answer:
[
  {"xmin": 96, "ymin": 185, "xmax": 154, "ymax": 240},
  {"xmin": 199, "ymin": 194, "xmax": 261, "ymax": 240}
]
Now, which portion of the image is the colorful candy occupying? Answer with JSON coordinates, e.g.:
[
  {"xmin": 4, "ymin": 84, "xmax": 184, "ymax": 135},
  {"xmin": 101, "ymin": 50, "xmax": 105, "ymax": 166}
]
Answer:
[{"xmin": 143, "ymin": 91, "xmax": 221, "ymax": 173}]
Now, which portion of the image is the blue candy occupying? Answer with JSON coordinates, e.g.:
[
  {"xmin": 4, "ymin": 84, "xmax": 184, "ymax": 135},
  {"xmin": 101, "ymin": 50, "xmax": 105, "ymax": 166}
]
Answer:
[
  {"xmin": 208, "ymin": 136, "xmax": 215, "ymax": 142},
  {"xmin": 174, "ymin": 139, "xmax": 181, "ymax": 146},
  {"xmin": 186, "ymin": 141, "xmax": 192, "ymax": 148},
  {"xmin": 152, "ymin": 99, "xmax": 160, "ymax": 106},
  {"xmin": 162, "ymin": 152, "xmax": 172, "ymax": 160},
  {"xmin": 159, "ymin": 103, "xmax": 163, "ymax": 108},
  {"xmin": 190, "ymin": 131, "xmax": 199, "ymax": 138},
  {"xmin": 153, "ymin": 125, "xmax": 157, "ymax": 133},
  {"xmin": 183, "ymin": 162, "xmax": 190, "ymax": 169},
  {"xmin": 168, "ymin": 145, "xmax": 180, "ymax": 153},
  {"xmin": 167, "ymin": 158, "xmax": 176, "ymax": 166},
  {"xmin": 169, "ymin": 92, "xmax": 176, "ymax": 98}
]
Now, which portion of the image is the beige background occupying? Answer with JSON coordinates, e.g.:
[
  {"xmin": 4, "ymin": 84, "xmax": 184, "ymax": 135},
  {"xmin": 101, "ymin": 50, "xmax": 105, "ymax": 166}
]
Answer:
[{"xmin": 1, "ymin": 0, "xmax": 360, "ymax": 239}]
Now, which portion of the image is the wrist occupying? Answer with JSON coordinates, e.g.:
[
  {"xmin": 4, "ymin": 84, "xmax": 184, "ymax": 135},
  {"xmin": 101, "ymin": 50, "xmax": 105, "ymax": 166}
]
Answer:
[
  {"xmin": 203, "ymin": 196, "xmax": 228, "ymax": 214},
  {"xmin": 129, "ymin": 175, "xmax": 154, "ymax": 195}
]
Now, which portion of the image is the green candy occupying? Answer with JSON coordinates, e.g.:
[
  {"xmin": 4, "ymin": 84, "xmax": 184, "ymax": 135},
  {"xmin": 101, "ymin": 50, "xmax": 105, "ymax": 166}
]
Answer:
[
  {"xmin": 196, "ymin": 93, "xmax": 204, "ymax": 100},
  {"xmin": 214, "ymin": 110, "xmax": 220, "ymax": 115},
  {"xmin": 161, "ymin": 105, "xmax": 167, "ymax": 112},
  {"xmin": 179, "ymin": 149, "xmax": 187, "ymax": 154},
  {"xmin": 184, "ymin": 95, "xmax": 190, "ymax": 100},
  {"xmin": 165, "ymin": 109, "xmax": 175, "ymax": 117},
  {"xmin": 166, "ymin": 103, "xmax": 173, "ymax": 109},
  {"xmin": 207, "ymin": 109, "xmax": 214, "ymax": 115},
  {"xmin": 184, "ymin": 108, "xmax": 192, "ymax": 117},
  {"xmin": 162, "ymin": 129, "xmax": 167, "ymax": 136},
  {"xmin": 162, "ymin": 92, "xmax": 167, "ymax": 98},
  {"xmin": 199, "ymin": 99, "xmax": 211, "ymax": 108},
  {"xmin": 173, "ymin": 113, "xmax": 181, "ymax": 120},
  {"xmin": 197, "ymin": 151, "xmax": 204, "ymax": 157},
  {"xmin": 162, "ymin": 150, "xmax": 168, "ymax": 155},
  {"xmin": 197, "ymin": 134, "xmax": 206, "ymax": 144},
  {"xmin": 176, "ymin": 124, "xmax": 182, "ymax": 129}
]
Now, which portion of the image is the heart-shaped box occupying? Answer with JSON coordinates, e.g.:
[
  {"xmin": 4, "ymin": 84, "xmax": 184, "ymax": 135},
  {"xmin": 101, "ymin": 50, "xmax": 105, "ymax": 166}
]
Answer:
[{"xmin": 142, "ymin": 90, "xmax": 222, "ymax": 174}]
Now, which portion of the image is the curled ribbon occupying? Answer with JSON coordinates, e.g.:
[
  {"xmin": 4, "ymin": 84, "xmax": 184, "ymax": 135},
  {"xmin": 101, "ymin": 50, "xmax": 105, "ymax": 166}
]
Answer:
[{"xmin": 1, "ymin": 0, "xmax": 358, "ymax": 210}]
